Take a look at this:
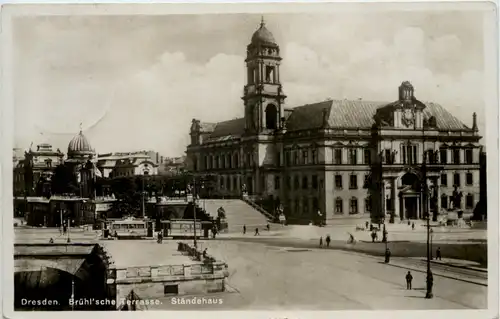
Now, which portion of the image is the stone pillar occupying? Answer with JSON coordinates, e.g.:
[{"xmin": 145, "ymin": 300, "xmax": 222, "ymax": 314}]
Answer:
[
  {"xmin": 400, "ymin": 195, "xmax": 405, "ymax": 220},
  {"xmin": 342, "ymin": 148, "xmax": 347, "ymax": 164},
  {"xmin": 436, "ymin": 178, "xmax": 441, "ymax": 214},
  {"xmin": 381, "ymin": 180, "xmax": 386, "ymax": 218},
  {"xmin": 392, "ymin": 177, "xmax": 400, "ymax": 220},
  {"xmin": 416, "ymin": 196, "xmax": 420, "ymax": 219}
]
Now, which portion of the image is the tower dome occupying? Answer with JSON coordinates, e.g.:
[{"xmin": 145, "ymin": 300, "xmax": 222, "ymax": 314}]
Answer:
[
  {"xmin": 67, "ymin": 129, "xmax": 94, "ymax": 158},
  {"xmin": 251, "ymin": 17, "xmax": 276, "ymax": 45}
]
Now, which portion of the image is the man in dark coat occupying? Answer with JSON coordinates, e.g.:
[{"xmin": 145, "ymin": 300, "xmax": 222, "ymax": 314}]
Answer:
[
  {"xmin": 325, "ymin": 235, "xmax": 331, "ymax": 247},
  {"xmin": 406, "ymin": 271, "xmax": 413, "ymax": 290},
  {"xmin": 243, "ymin": 225, "xmax": 246, "ymax": 234},
  {"xmin": 384, "ymin": 248, "xmax": 391, "ymax": 263},
  {"xmin": 436, "ymin": 247, "xmax": 442, "ymax": 260}
]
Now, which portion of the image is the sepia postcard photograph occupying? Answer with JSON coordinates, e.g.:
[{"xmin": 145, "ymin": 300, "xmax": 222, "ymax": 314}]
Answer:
[{"xmin": 1, "ymin": 1, "xmax": 498, "ymax": 318}]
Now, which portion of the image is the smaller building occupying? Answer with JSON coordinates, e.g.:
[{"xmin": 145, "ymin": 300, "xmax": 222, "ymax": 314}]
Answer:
[
  {"xmin": 158, "ymin": 156, "xmax": 186, "ymax": 176},
  {"xmin": 15, "ymin": 195, "xmax": 118, "ymax": 228},
  {"xmin": 97, "ymin": 152, "xmax": 159, "ymax": 178},
  {"xmin": 13, "ymin": 143, "xmax": 64, "ymax": 196}
]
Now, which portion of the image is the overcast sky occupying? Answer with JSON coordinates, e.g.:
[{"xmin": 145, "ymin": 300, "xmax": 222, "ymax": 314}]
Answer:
[{"xmin": 12, "ymin": 10, "xmax": 489, "ymax": 157}]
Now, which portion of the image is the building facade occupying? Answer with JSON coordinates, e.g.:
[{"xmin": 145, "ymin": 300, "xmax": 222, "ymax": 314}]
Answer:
[
  {"xmin": 186, "ymin": 20, "xmax": 482, "ymax": 222},
  {"xmin": 96, "ymin": 152, "xmax": 159, "ymax": 178},
  {"xmin": 13, "ymin": 143, "xmax": 65, "ymax": 196}
]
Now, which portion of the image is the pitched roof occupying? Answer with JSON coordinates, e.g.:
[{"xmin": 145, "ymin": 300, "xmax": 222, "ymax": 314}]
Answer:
[
  {"xmin": 285, "ymin": 99, "xmax": 470, "ymax": 131},
  {"xmin": 207, "ymin": 118, "xmax": 246, "ymax": 140},
  {"xmin": 200, "ymin": 122, "xmax": 217, "ymax": 132},
  {"xmin": 199, "ymin": 99, "xmax": 471, "ymax": 141}
]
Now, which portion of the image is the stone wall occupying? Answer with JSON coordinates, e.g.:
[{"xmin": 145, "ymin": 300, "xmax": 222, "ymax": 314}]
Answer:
[{"xmin": 114, "ymin": 262, "xmax": 227, "ymax": 305}]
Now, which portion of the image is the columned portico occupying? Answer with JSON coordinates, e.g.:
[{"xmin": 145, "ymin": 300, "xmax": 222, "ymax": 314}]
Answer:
[{"xmin": 400, "ymin": 192, "xmax": 421, "ymax": 219}]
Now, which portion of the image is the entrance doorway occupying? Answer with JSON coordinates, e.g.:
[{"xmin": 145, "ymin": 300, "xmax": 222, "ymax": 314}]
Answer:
[{"xmin": 404, "ymin": 197, "xmax": 418, "ymax": 219}]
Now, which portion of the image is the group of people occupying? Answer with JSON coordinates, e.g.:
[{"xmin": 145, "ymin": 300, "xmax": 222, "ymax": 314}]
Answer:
[
  {"xmin": 319, "ymin": 235, "xmax": 332, "ymax": 247},
  {"xmin": 242, "ymin": 224, "xmax": 271, "ymax": 236}
]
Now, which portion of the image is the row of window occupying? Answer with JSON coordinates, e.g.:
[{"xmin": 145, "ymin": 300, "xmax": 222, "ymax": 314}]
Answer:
[
  {"xmin": 290, "ymin": 197, "xmax": 371, "ymax": 215},
  {"xmin": 334, "ymin": 197, "xmax": 371, "ymax": 215},
  {"xmin": 283, "ymin": 148, "xmax": 320, "ymax": 166},
  {"xmin": 219, "ymin": 176, "xmax": 241, "ymax": 191},
  {"xmin": 441, "ymin": 172, "xmax": 475, "ymax": 187},
  {"xmin": 441, "ymin": 193, "xmax": 476, "ymax": 209},
  {"xmin": 203, "ymin": 153, "xmax": 241, "ymax": 170},
  {"xmin": 289, "ymin": 193, "xmax": 476, "ymax": 217},
  {"xmin": 281, "ymin": 175, "xmax": 320, "ymax": 191},
  {"xmin": 395, "ymin": 147, "xmax": 475, "ymax": 165},
  {"xmin": 215, "ymin": 171, "xmax": 475, "ymax": 193},
  {"xmin": 199, "ymin": 146, "xmax": 476, "ymax": 171}
]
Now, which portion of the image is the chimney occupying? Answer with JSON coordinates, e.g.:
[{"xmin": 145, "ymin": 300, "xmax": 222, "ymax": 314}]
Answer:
[{"xmin": 472, "ymin": 112, "xmax": 478, "ymax": 132}]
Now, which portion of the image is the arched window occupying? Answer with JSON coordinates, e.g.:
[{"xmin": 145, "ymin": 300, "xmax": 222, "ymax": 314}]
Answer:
[
  {"xmin": 441, "ymin": 193, "xmax": 448, "ymax": 209},
  {"xmin": 365, "ymin": 196, "xmax": 372, "ymax": 213},
  {"xmin": 192, "ymin": 156, "xmax": 197, "ymax": 171},
  {"xmin": 335, "ymin": 197, "xmax": 343, "ymax": 215},
  {"xmin": 349, "ymin": 197, "xmax": 358, "ymax": 214},
  {"xmin": 265, "ymin": 104, "xmax": 278, "ymax": 130}
]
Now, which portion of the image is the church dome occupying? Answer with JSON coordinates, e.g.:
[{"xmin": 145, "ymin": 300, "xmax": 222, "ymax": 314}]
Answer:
[
  {"xmin": 251, "ymin": 19, "xmax": 276, "ymax": 45},
  {"xmin": 68, "ymin": 130, "xmax": 94, "ymax": 157}
]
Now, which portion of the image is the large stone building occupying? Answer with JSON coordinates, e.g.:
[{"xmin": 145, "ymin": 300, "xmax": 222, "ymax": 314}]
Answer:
[{"xmin": 186, "ymin": 19, "xmax": 483, "ymax": 223}]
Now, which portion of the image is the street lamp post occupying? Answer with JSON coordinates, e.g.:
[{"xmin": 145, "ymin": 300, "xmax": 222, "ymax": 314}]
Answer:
[
  {"xmin": 430, "ymin": 228, "xmax": 434, "ymax": 259},
  {"xmin": 422, "ymin": 126, "xmax": 434, "ymax": 299},
  {"xmin": 192, "ymin": 176, "xmax": 198, "ymax": 249},
  {"xmin": 67, "ymin": 212, "xmax": 71, "ymax": 243},
  {"xmin": 141, "ymin": 174, "xmax": 146, "ymax": 219}
]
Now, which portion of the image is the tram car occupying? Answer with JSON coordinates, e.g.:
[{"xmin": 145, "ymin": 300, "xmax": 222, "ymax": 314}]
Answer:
[{"xmin": 110, "ymin": 218, "xmax": 148, "ymax": 239}]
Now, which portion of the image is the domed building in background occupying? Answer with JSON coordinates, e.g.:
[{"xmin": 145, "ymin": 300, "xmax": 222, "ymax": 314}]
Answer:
[
  {"xmin": 66, "ymin": 129, "xmax": 96, "ymax": 164},
  {"xmin": 63, "ymin": 128, "xmax": 99, "ymax": 201}
]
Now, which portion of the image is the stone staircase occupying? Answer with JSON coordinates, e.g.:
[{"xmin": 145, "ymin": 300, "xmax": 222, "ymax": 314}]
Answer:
[{"xmin": 200, "ymin": 199, "xmax": 270, "ymax": 231}]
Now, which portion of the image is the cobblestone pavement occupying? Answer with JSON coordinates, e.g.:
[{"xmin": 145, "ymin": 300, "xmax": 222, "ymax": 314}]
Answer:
[
  {"xmin": 218, "ymin": 223, "xmax": 487, "ymax": 243},
  {"xmin": 148, "ymin": 240, "xmax": 487, "ymax": 310},
  {"xmin": 14, "ymin": 228, "xmax": 487, "ymax": 310}
]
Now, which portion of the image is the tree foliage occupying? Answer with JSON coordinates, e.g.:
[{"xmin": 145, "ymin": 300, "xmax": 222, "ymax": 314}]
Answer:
[{"xmin": 51, "ymin": 164, "xmax": 79, "ymax": 195}]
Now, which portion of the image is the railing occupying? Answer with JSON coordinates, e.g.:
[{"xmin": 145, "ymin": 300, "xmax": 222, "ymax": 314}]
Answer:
[{"xmin": 241, "ymin": 197, "xmax": 275, "ymax": 221}]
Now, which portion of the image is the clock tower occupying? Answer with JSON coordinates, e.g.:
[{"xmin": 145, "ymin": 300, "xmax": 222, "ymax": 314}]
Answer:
[
  {"xmin": 394, "ymin": 81, "xmax": 425, "ymax": 129},
  {"xmin": 242, "ymin": 18, "xmax": 286, "ymax": 134}
]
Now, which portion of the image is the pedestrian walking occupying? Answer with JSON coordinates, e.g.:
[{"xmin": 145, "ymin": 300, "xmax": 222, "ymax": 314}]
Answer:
[
  {"xmin": 384, "ymin": 248, "xmax": 391, "ymax": 263},
  {"xmin": 254, "ymin": 228, "xmax": 259, "ymax": 236},
  {"xmin": 348, "ymin": 233, "xmax": 356, "ymax": 244},
  {"xmin": 365, "ymin": 221, "xmax": 369, "ymax": 230},
  {"xmin": 371, "ymin": 231, "xmax": 376, "ymax": 243},
  {"xmin": 319, "ymin": 236, "xmax": 323, "ymax": 247},
  {"xmin": 326, "ymin": 235, "xmax": 331, "ymax": 247},
  {"xmin": 405, "ymin": 271, "xmax": 413, "ymax": 290},
  {"xmin": 412, "ymin": 222, "xmax": 415, "ymax": 230},
  {"xmin": 408, "ymin": 219, "xmax": 411, "ymax": 226},
  {"xmin": 436, "ymin": 247, "xmax": 442, "ymax": 260},
  {"xmin": 266, "ymin": 224, "xmax": 270, "ymax": 231},
  {"xmin": 243, "ymin": 225, "xmax": 246, "ymax": 235}
]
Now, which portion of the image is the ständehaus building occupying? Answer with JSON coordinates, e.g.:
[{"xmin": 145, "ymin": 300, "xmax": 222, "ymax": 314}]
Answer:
[{"xmin": 186, "ymin": 20, "xmax": 482, "ymax": 223}]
